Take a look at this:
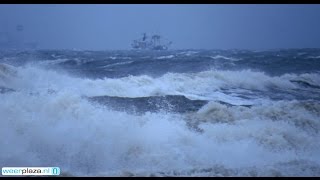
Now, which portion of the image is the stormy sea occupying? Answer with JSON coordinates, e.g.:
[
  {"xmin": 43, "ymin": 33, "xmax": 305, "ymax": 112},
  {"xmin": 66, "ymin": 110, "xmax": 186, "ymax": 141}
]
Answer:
[{"xmin": 1, "ymin": 49, "xmax": 320, "ymax": 177}]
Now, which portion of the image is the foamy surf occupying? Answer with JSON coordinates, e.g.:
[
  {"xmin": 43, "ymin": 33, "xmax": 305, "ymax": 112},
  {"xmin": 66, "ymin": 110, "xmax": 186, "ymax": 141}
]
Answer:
[
  {"xmin": 1, "ymin": 49, "xmax": 320, "ymax": 177},
  {"xmin": 2, "ymin": 64, "xmax": 319, "ymax": 102},
  {"xmin": 1, "ymin": 91, "xmax": 319, "ymax": 176}
]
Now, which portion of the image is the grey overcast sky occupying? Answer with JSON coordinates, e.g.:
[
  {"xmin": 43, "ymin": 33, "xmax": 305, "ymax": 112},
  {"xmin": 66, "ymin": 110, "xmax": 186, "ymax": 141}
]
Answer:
[{"xmin": 1, "ymin": 4, "xmax": 320, "ymax": 50}]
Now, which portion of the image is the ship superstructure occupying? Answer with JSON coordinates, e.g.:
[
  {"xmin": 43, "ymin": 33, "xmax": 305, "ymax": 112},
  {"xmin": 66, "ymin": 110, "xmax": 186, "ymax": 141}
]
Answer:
[{"xmin": 131, "ymin": 33, "xmax": 172, "ymax": 50}]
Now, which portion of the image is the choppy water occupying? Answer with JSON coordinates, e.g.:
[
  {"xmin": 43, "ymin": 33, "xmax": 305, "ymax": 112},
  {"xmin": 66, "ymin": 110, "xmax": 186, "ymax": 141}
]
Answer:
[{"xmin": 1, "ymin": 49, "xmax": 320, "ymax": 176}]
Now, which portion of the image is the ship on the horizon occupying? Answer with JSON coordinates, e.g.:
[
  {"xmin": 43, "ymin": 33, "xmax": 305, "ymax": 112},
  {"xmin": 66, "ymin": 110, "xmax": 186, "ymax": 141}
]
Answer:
[{"xmin": 131, "ymin": 33, "xmax": 172, "ymax": 50}]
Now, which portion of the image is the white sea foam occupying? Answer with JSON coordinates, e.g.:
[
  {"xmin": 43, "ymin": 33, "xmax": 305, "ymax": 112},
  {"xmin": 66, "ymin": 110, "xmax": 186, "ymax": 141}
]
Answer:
[
  {"xmin": 156, "ymin": 55, "xmax": 175, "ymax": 59},
  {"xmin": 210, "ymin": 55, "xmax": 241, "ymax": 61},
  {"xmin": 1, "ymin": 89, "xmax": 319, "ymax": 176},
  {"xmin": 100, "ymin": 61, "xmax": 134, "ymax": 68},
  {"xmin": 36, "ymin": 58, "xmax": 71, "ymax": 66},
  {"xmin": 1, "ymin": 64, "xmax": 319, "ymax": 103},
  {"xmin": 108, "ymin": 56, "xmax": 132, "ymax": 60},
  {"xmin": 177, "ymin": 51, "xmax": 199, "ymax": 56},
  {"xmin": 0, "ymin": 64, "xmax": 320, "ymax": 176},
  {"xmin": 0, "ymin": 47, "xmax": 319, "ymax": 177},
  {"xmin": 0, "ymin": 63, "xmax": 18, "ymax": 87},
  {"xmin": 307, "ymin": 56, "xmax": 320, "ymax": 59},
  {"xmin": 36, "ymin": 58, "xmax": 91, "ymax": 66},
  {"xmin": 1, "ymin": 63, "xmax": 320, "ymax": 176}
]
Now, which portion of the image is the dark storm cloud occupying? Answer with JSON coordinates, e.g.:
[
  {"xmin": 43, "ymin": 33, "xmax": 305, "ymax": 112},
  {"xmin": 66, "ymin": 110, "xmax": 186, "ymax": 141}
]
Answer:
[{"xmin": 0, "ymin": 4, "xmax": 320, "ymax": 50}]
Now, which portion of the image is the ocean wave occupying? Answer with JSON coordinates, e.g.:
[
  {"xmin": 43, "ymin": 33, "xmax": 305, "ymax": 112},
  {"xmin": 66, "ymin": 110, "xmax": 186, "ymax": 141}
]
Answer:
[
  {"xmin": 189, "ymin": 100, "xmax": 320, "ymax": 134},
  {"xmin": 0, "ymin": 63, "xmax": 18, "ymax": 87},
  {"xmin": 108, "ymin": 56, "xmax": 132, "ymax": 60},
  {"xmin": 1, "ymin": 49, "xmax": 320, "ymax": 176},
  {"xmin": 1, "ymin": 91, "xmax": 319, "ymax": 176},
  {"xmin": 1, "ymin": 64, "xmax": 319, "ymax": 102},
  {"xmin": 1, "ymin": 63, "xmax": 319, "ymax": 176},
  {"xmin": 36, "ymin": 58, "xmax": 71, "ymax": 65},
  {"xmin": 209, "ymin": 55, "xmax": 241, "ymax": 61},
  {"xmin": 307, "ymin": 56, "xmax": 320, "ymax": 59},
  {"xmin": 176, "ymin": 51, "xmax": 199, "ymax": 56},
  {"xmin": 100, "ymin": 61, "xmax": 134, "ymax": 68},
  {"xmin": 156, "ymin": 55, "xmax": 175, "ymax": 59},
  {"xmin": 36, "ymin": 58, "xmax": 92, "ymax": 66}
]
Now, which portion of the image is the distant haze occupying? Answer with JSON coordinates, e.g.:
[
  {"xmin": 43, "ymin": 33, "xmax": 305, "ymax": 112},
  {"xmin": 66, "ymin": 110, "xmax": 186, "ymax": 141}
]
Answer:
[{"xmin": 1, "ymin": 4, "xmax": 320, "ymax": 50}]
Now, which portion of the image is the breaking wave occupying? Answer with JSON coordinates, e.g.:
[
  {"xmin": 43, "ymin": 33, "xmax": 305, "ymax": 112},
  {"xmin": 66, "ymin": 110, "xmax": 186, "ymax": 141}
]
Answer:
[
  {"xmin": 2, "ymin": 64, "xmax": 319, "ymax": 103},
  {"xmin": 1, "ymin": 48, "xmax": 320, "ymax": 177},
  {"xmin": 1, "ymin": 86, "xmax": 320, "ymax": 176}
]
